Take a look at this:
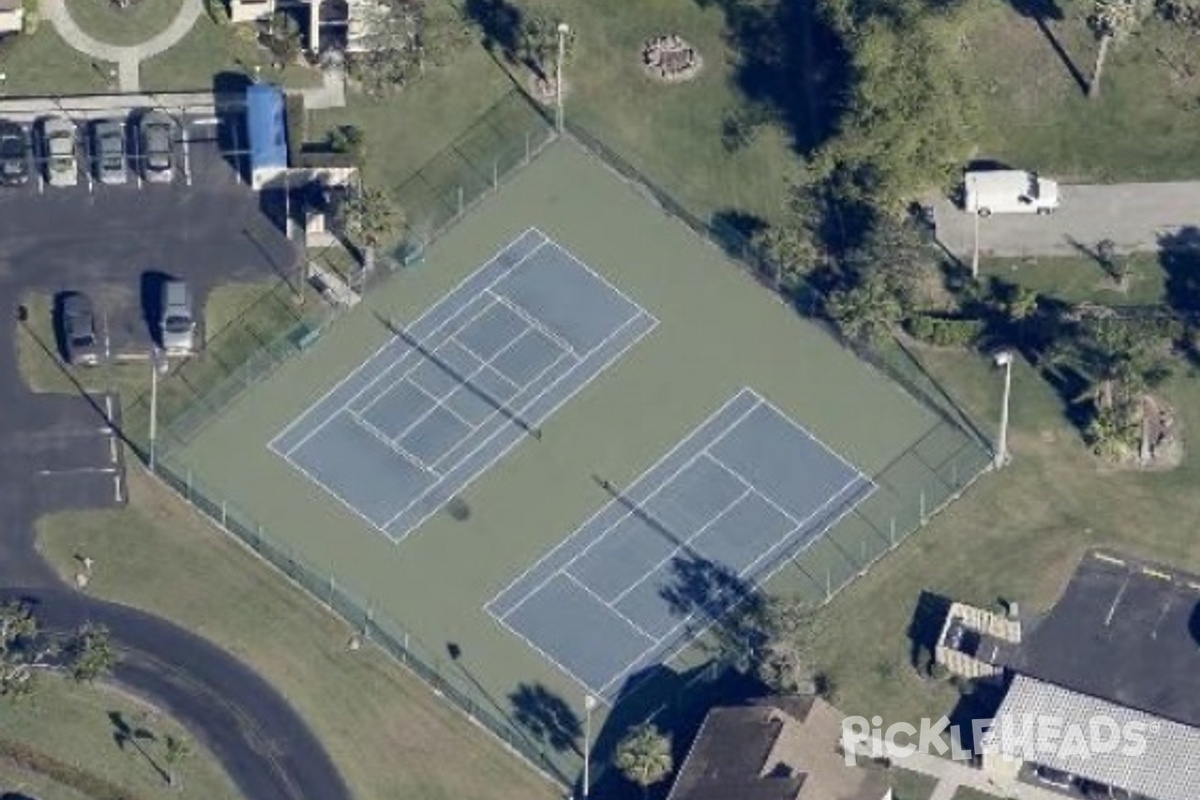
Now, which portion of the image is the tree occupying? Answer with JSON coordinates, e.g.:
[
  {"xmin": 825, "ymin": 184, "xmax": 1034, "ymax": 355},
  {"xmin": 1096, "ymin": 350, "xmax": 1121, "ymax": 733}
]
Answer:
[
  {"xmin": 614, "ymin": 724, "xmax": 673, "ymax": 799},
  {"xmin": 517, "ymin": 12, "xmax": 575, "ymax": 80},
  {"xmin": 65, "ymin": 624, "xmax": 117, "ymax": 683},
  {"xmin": 0, "ymin": 602, "xmax": 52, "ymax": 698},
  {"xmin": 347, "ymin": 0, "xmax": 471, "ymax": 96},
  {"xmin": 164, "ymin": 735, "xmax": 192, "ymax": 788},
  {"xmin": 261, "ymin": 11, "xmax": 303, "ymax": 67},
  {"xmin": 826, "ymin": 272, "xmax": 905, "ymax": 345},
  {"xmin": 334, "ymin": 184, "xmax": 403, "ymax": 264},
  {"xmin": 1088, "ymin": 0, "xmax": 1149, "ymax": 98}
]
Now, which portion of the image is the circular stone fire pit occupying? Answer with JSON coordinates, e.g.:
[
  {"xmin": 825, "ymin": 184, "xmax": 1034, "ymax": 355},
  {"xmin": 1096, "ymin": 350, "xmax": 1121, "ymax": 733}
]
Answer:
[{"xmin": 642, "ymin": 34, "xmax": 702, "ymax": 83}]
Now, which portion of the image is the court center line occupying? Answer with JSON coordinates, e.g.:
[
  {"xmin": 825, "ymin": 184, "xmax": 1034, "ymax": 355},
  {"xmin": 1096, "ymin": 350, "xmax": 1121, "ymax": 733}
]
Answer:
[
  {"xmin": 486, "ymin": 289, "xmax": 578, "ymax": 357},
  {"xmin": 430, "ymin": 347, "xmax": 575, "ymax": 474},
  {"xmin": 484, "ymin": 388, "xmax": 756, "ymax": 615},
  {"xmin": 596, "ymin": 471, "xmax": 873, "ymax": 697},
  {"xmin": 606, "ymin": 487, "xmax": 753, "ymax": 608},
  {"xmin": 276, "ymin": 231, "xmax": 550, "ymax": 457},
  {"xmin": 527, "ymin": 231, "xmax": 658, "ymax": 329},
  {"xmin": 754, "ymin": 392, "xmax": 875, "ymax": 484},
  {"xmin": 700, "ymin": 452, "xmax": 803, "ymax": 529},
  {"xmin": 396, "ymin": 310, "xmax": 659, "ymax": 542},
  {"xmin": 447, "ymin": 333, "xmax": 523, "ymax": 391},
  {"xmin": 347, "ymin": 409, "xmax": 439, "ymax": 476},
  {"xmin": 270, "ymin": 227, "xmax": 544, "ymax": 451},
  {"xmin": 404, "ymin": 377, "xmax": 476, "ymax": 430},
  {"xmin": 560, "ymin": 572, "xmax": 659, "ymax": 643}
]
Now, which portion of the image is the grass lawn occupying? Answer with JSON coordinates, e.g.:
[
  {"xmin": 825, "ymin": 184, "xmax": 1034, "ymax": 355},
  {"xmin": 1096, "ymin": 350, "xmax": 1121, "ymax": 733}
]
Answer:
[
  {"xmin": 62, "ymin": 0, "xmax": 185, "ymax": 47},
  {"xmin": 890, "ymin": 766, "xmax": 938, "ymax": 800},
  {"xmin": 806, "ymin": 337, "xmax": 1200, "ymax": 730},
  {"xmin": 15, "ymin": 281, "xmax": 307, "ymax": 402},
  {"xmin": 980, "ymin": 252, "xmax": 1166, "ymax": 306},
  {"xmin": 951, "ymin": 789, "xmax": 1003, "ymax": 800},
  {"xmin": 963, "ymin": 5, "xmax": 1200, "ymax": 181},
  {"xmin": 0, "ymin": 28, "xmax": 115, "ymax": 96},
  {"xmin": 0, "ymin": 674, "xmax": 242, "ymax": 800},
  {"xmin": 35, "ymin": 467, "xmax": 561, "ymax": 800},
  {"xmin": 140, "ymin": 17, "xmax": 321, "ymax": 92},
  {"xmin": 1, "ymin": 758, "xmax": 92, "ymax": 800}
]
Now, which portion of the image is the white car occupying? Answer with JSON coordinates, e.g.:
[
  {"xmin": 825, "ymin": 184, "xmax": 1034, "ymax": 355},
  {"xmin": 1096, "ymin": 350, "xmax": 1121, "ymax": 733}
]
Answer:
[{"xmin": 42, "ymin": 117, "xmax": 78, "ymax": 187}]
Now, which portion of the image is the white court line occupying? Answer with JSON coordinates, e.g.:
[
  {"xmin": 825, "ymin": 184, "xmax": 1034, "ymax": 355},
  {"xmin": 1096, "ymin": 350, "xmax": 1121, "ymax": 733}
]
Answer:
[
  {"xmin": 486, "ymin": 289, "xmax": 577, "ymax": 357},
  {"xmin": 352, "ymin": 297, "xmax": 499, "ymax": 423},
  {"xmin": 269, "ymin": 227, "xmax": 545, "ymax": 453},
  {"xmin": 525, "ymin": 228, "xmax": 657, "ymax": 331},
  {"xmin": 272, "ymin": 434, "xmax": 427, "ymax": 534},
  {"xmin": 702, "ymin": 452, "xmax": 804, "ymax": 529},
  {"xmin": 430, "ymin": 347, "xmax": 574, "ymax": 473},
  {"xmin": 447, "ymin": 333, "xmax": 523, "ymax": 391},
  {"xmin": 488, "ymin": 601, "xmax": 621, "ymax": 702},
  {"xmin": 606, "ymin": 487, "xmax": 753, "ymax": 607},
  {"xmin": 496, "ymin": 395, "xmax": 763, "ymax": 622},
  {"xmin": 404, "ymin": 377, "xmax": 476, "ymax": 430},
  {"xmin": 640, "ymin": 477, "xmax": 877, "ymax": 699},
  {"xmin": 597, "ymin": 471, "xmax": 875, "ymax": 697},
  {"xmin": 754, "ymin": 392, "xmax": 877, "ymax": 484},
  {"xmin": 561, "ymin": 572, "xmax": 658, "ymax": 642},
  {"xmin": 378, "ymin": 322, "xmax": 565, "ymax": 455},
  {"xmin": 390, "ymin": 309, "xmax": 659, "ymax": 542},
  {"xmin": 348, "ymin": 409, "xmax": 439, "ymax": 476},
  {"xmin": 484, "ymin": 388, "xmax": 756, "ymax": 615}
]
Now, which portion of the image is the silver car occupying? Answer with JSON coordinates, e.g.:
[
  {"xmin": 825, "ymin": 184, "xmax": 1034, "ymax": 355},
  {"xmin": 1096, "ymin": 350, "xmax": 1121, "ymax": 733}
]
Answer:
[
  {"xmin": 42, "ymin": 117, "xmax": 78, "ymax": 187},
  {"xmin": 92, "ymin": 119, "xmax": 126, "ymax": 185},
  {"xmin": 139, "ymin": 111, "xmax": 174, "ymax": 184}
]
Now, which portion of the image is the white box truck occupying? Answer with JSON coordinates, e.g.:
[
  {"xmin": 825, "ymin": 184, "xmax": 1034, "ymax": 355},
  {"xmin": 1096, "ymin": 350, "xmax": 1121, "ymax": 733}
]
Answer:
[{"xmin": 964, "ymin": 170, "xmax": 1059, "ymax": 216}]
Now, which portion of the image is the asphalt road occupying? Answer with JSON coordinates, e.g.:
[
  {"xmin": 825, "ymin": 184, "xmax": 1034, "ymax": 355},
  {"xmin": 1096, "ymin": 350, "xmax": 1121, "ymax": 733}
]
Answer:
[
  {"xmin": 932, "ymin": 181, "xmax": 1200, "ymax": 257},
  {"xmin": 0, "ymin": 125, "xmax": 353, "ymax": 800}
]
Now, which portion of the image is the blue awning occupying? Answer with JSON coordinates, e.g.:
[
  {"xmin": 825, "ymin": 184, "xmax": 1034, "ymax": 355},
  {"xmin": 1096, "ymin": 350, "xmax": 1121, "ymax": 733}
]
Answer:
[{"xmin": 246, "ymin": 83, "xmax": 287, "ymax": 177}]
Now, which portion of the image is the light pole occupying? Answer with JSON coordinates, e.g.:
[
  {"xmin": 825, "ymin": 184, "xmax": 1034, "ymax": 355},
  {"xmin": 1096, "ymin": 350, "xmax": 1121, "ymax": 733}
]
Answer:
[
  {"xmin": 149, "ymin": 347, "xmax": 167, "ymax": 470},
  {"xmin": 582, "ymin": 693, "xmax": 596, "ymax": 799},
  {"xmin": 555, "ymin": 22, "xmax": 570, "ymax": 134},
  {"xmin": 971, "ymin": 211, "xmax": 981, "ymax": 279},
  {"xmin": 994, "ymin": 350, "xmax": 1013, "ymax": 469}
]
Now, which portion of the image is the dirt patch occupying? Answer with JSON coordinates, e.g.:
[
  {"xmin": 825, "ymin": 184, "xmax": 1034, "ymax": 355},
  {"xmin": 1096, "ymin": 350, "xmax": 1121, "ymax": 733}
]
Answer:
[{"xmin": 1095, "ymin": 393, "xmax": 1183, "ymax": 471}]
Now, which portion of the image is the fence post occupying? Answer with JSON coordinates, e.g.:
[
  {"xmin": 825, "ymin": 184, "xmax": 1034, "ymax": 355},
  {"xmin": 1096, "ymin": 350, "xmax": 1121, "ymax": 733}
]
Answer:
[
  {"xmin": 825, "ymin": 568, "xmax": 831, "ymax": 603},
  {"xmin": 920, "ymin": 490, "xmax": 927, "ymax": 524},
  {"xmin": 221, "ymin": 500, "xmax": 227, "ymax": 529},
  {"xmin": 889, "ymin": 517, "xmax": 896, "ymax": 548},
  {"xmin": 365, "ymin": 602, "xmax": 373, "ymax": 638},
  {"xmin": 186, "ymin": 469, "xmax": 192, "ymax": 503},
  {"xmin": 329, "ymin": 574, "xmax": 336, "ymax": 605},
  {"xmin": 951, "ymin": 458, "xmax": 959, "ymax": 487},
  {"xmin": 493, "ymin": 159, "xmax": 498, "ymax": 191},
  {"xmin": 525, "ymin": 131, "xmax": 530, "ymax": 164},
  {"xmin": 458, "ymin": 186, "xmax": 464, "ymax": 217}
]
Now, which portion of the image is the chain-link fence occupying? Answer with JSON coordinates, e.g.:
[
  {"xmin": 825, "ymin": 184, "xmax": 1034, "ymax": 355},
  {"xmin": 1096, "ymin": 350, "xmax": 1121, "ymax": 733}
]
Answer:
[
  {"xmin": 391, "ymin": 89, "xmax": 556, "ymax": 263},
  {"xmin": 123, "ymin": 281, "xmax": 337, "ymax": 460}
]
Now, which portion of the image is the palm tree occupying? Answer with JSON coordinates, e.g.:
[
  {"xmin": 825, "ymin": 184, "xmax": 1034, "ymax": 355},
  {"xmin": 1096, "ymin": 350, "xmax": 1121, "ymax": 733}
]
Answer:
[
  {"xmin": 614, "ymin": 724, "xmax": 673, "ymax": 800},
  {"xmin": 67, "ymin": 623, "xmax": 117, "ymax": 683},
  {"xmin": 164, "ymin": 735, "xmax": 192, "ymax": 789},
  {"xmin": 1088, "ymin": 0, "xmax": 1147, "ymax": 98},
  {"xmin": 826, "ymin": 273, "xmax": 904, "ymax": 345},
  {"xmin": 334, "ymin": 184, "xmax": 403, "ymax": 269}
]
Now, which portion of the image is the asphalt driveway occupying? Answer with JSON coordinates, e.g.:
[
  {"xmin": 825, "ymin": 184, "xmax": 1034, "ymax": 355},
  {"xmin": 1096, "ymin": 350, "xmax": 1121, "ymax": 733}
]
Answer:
[
  {"xmin": 0, "ymin": 113, "xmax": 352, "ymax": 800},
  {"xmin": 932, "ymin": 181, "xmax": 1200, "ymax": 257}
]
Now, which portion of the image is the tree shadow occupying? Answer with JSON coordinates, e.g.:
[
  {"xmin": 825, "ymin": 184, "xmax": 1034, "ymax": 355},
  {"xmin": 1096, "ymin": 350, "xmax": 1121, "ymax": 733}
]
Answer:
[
  {"xmin": 1159, "ymin": 227, "xmax": 1200, "ymax": 313},
  {"xmin": 947, "ymin": 674, "xmax": 1009, "ymax": 753},
  {"xmin": 907, "ymin": 591, "xmax": 951, "ymax": 673},
  {"xmin": 464, "ymin": 0, "xmax": 524, "ymax": 65},
  {"xmin": 108, "ymin": 711, "xmax": 169, "ymax": 783},
  {"xmin": 138, "ymin": 270, "xmax": 174, "ymax": 348},
  {"xmin": 1189, "ymin": 600, "xmax": 1200, "ymax": 647},
  {"xmin": 694, "ymin": 0, "xmax": 851, "ymax": 156},
  {"xmin": 508, "ymin": 682, "xmax": 582, "ymax": 754},
  {"xmin": 1007, "ymin": 0, "xmax": 1089, "ymax": 95}
]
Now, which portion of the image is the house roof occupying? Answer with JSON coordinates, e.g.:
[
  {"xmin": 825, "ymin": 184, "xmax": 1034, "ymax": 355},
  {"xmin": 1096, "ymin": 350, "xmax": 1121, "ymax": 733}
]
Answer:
[
  {"xmin": 986, "ymin": 674, "xmax": 1200, "ymax": 800},
  {"xmin": 0, "ymin": 0, "xmax": 21, "ymax": 13},
  {"xmin": 1013, "ymin": 550, "xmax": 1200, "ymax": 730},
  {"xmin": 666, "ymin": 697, "xmax": 888, "ymax": 800}
]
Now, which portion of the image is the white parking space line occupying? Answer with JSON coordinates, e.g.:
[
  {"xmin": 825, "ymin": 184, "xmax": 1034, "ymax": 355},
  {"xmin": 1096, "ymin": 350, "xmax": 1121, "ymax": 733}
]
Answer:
[
  {"xmin": 113, "ymin": 474, "xmax": 124, "ymax": 503},
  {"xmin": 181, "ymin": 125, "xmax": 192, "ymax": 186},
  {"xmin": 36, "ymin": 467, "xmax": 119, "ymax": 476}
]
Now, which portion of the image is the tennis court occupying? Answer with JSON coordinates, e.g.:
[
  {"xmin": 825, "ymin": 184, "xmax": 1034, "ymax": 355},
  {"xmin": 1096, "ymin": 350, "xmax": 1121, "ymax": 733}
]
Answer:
[
  {"xmin": 269, "ymin": 227, "xmax": 658, "ymax": 542},
  {"xmin": 486, "ymin": 388, "xmax": 874, "ymax": 702}
]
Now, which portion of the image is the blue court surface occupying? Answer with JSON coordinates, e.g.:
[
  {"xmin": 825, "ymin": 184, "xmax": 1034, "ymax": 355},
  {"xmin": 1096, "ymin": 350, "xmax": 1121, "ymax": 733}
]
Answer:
[
  {"xmin": 269, "ymin": 228, "xmax": 658, "ymax": 542},
  {"xmin": 486, "ymin": 388, "xmax": 874, "ymax": 702}
]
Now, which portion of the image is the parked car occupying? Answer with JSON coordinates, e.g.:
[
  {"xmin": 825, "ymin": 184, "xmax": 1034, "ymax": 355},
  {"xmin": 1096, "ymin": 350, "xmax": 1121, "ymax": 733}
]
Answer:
[
  {"xmin": 138, "ymin": 111, "xmax": 174, "ymax": 184},
  {"xmin": 159, "ymin": 279, "xmax": 195, "ymax": 354},
  {"xmin": 91, "ymin": 119, "xmax": 127, "ymax": 185},
  {"xmin": 0, "ymin": 120, "xmax": 30, "ymax": 186},
  {"xmin": 42, "ymin": 117, "xmax": 79, "ymax": 188},
  {"xmin": 62, "ymin": 292, "xmax": 100, "ymax": 366}
]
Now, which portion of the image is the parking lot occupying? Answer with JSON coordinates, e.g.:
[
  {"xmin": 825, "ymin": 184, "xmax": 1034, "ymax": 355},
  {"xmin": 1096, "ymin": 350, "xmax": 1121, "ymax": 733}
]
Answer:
[{"xmin": 0, "ymin": 102, "xmax": 299, "ymax": 543}]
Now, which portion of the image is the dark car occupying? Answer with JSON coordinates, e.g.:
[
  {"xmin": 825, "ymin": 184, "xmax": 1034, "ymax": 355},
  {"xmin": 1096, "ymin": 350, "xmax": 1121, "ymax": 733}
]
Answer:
[
  {"xmin": 62, "ymin": 292, "xmax": 100, "ymax": 366},
  {"xmin": 92, "ymin": 119, "xmax": 127, "ymax": 185},
  {"xmin": 0, "ymin": 121, "xmax": 30, "ymax": 186}
]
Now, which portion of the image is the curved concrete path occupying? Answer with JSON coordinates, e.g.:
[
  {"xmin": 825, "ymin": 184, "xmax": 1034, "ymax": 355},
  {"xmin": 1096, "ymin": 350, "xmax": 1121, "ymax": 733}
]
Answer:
[{"xmin": 41, "ymin": 0, "xmax": 204, "ymax": 92}]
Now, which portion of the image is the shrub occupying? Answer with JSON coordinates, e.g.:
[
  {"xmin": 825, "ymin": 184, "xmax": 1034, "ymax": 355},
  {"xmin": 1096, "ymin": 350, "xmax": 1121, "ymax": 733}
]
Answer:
[
  {"xmin": 904, "ymin": 314, "xmax": 983, "ymax": 348},
  {"xmin": 929, "ymin": 662, "xmax": 950, "ymax": 681},
  {"xmin": 205, "ymin": 0, "xmax": 229, "ymax": 25}
]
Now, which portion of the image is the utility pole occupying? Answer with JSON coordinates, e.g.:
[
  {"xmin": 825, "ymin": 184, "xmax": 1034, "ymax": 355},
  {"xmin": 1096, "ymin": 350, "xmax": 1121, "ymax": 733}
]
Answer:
[{"xmin": 994, "ymin": 350, "xmax": 1014, "ymax": 468}]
